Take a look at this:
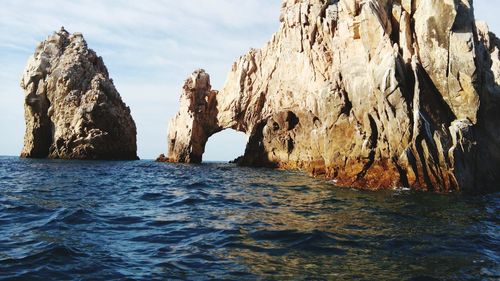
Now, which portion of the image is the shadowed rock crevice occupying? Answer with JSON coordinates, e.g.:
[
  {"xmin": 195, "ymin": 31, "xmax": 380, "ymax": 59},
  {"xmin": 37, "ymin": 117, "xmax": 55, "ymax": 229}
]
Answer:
[
  {"xmin": 164, "ymin": 0, "xmax": 500, "ymax": 193},
  {"xmin": 21, "ymin": 28, "xmax": 138, "ymax": 160}
]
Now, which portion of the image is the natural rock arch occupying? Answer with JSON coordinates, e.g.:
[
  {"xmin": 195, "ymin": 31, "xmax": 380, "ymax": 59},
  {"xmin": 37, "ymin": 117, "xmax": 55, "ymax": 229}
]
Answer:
[
  {"xmin": 203, "ymin": 129, "xmax": 248, "ymax": 162},
  {"xmin": 164, "ymin": 69, "xmax": 255, "ymax": 164},
  {"xmin": 164, "ymin": 0, "xmax": 500, "ymax": 193}
]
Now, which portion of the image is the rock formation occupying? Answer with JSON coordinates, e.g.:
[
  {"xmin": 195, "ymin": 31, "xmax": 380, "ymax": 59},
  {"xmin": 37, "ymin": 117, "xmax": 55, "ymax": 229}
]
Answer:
[
  {"xmin": 21, "ymin": 28, "xmax": 138, "ymax": 160},
  {"xmin": 165, "ymin": 69, "xmax": 219, "ymax": 163},
  {"xmin": 166, "ymin": 0, "xmax": 500, "ymax": 193}
]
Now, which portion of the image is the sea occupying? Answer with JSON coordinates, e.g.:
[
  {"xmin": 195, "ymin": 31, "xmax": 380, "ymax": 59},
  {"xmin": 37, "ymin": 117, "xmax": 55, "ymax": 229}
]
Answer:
[{"xmin": 0, "ymin": 156, "xmax": 498, "ymax": 280}]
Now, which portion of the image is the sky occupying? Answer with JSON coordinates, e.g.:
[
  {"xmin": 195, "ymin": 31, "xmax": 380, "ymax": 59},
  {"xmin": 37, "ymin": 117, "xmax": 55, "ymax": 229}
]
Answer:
[{"xmin": 0, "ymin": 0, "xmax": 499, "ymax": 161}]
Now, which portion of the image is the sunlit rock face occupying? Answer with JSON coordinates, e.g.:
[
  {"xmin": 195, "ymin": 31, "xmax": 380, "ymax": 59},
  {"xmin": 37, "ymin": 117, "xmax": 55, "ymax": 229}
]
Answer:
[
  {"xmin": 21, "ymin": 28, "xmax": 138, "ymax": 160},
  {"xmin": 166, "ymin": 69, "xmax": 219, "ymax": 163},
  {"xmin": 166, "ymin": 0, "xmax": 500, "ymax": 193}
]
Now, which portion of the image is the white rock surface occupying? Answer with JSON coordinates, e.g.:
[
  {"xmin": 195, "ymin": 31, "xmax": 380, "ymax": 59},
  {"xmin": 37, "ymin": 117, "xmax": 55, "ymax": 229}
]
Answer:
[
  {"xmin": 21, "ymin": 28, "xmax": 138, "ymax": 160},
  {"xmin": 167, "ymin": 0, "xmax": 500, "ymax": 192}
]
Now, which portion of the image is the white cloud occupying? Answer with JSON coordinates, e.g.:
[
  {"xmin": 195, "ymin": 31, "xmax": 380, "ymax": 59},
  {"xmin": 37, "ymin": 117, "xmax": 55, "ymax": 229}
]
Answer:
[
  {"xmin": 0, "ymin": 0, "xmax": 281, "ymax": 159},
  {"xmin": 1, "ymin": 0, "xmax": 499, "ymax": 160}
]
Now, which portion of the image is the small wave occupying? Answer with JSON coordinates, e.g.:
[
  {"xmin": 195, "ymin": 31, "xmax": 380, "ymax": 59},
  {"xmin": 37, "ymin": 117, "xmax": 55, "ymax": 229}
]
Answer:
[
  {"xmin": 166, "ymin": 196, "xmax": 205, "ymax": 207},
  {"xmin": 105, "ymin": 215, "xmax": 145, "ymax": 225},
  {"xmin": 1, "ymin": 204, "xmax": 29, "ymax": 212},
  {"xmin": 146, "ymin": 219, "xmax": 180, "ymax": 227},
  {"xmin": 0, "ymin": 244, "xmax": 87, "ymax": 265},
  {"xmin": 61, "ymin": 209, "xmax": 95, "ymax": 225},
  {"xmin": 221, "ymin": 242, "xmax": 287, "ymax": 255},
  {"xmin": 393, "ymin": 186, "xmax": 412, "ymax": 193},
  {"xmin": 35, "ymin": 208, "xmax": 95, "ymax": 229},
  {"xmin": 250, "ymin": 229, "xmax": 312, "ymax": 242},
  {"xmin": 186, "ymin": 181, "xmax": 210, "ymax": 188},
  {"xmin": 140, "ymin": 192, "xmax": 164, "ymax": 201},
  {"xmin": 247, "ymin": 229, "xmax": 347, "ymax": 255},
  {"xmin": 130, "ymin": 233, "xmax": 177, "ymax": 244},
  {"xmin": 152, "ymin": 260, "xmax": 191, "ymax": 277},
  {"xmin": 215, "ymin": 166, "xmax": 232, "ymax": 172}
]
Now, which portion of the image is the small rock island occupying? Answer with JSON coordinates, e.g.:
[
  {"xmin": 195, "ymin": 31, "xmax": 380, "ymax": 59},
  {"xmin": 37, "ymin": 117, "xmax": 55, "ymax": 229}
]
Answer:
[
  {"xmin": 21, "ymin": 28, "xmax": 138, "ymax": 160},
  {"xmin": 165, "ymin": 0, "xmax": 500, "ymax": 193}
]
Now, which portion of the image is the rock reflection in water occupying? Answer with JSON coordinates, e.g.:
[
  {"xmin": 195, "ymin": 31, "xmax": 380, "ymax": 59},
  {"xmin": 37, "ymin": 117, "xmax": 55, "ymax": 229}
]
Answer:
[{"xmin": 0, "ymin": 157, "xmax": 497, "ymax": 280}]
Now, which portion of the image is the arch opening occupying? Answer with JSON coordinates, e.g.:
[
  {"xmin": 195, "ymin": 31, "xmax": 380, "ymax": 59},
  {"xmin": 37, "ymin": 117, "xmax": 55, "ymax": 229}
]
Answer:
[{"xmin": 203, "ymin": 129, "xmax": 248, "ymax": 163}]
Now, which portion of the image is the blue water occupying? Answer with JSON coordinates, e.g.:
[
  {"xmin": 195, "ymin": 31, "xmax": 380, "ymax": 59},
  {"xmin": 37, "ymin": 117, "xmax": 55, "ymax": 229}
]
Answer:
[{"xmin": 0, "ymin": 156, "xmax": 498, "ymax": 280}]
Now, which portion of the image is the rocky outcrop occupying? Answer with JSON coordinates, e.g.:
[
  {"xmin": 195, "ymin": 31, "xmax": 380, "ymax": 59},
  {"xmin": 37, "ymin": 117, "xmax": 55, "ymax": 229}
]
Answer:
[
  {"xmin": 21, "ymin": 28, "xmax": 138, "ymax": 160},
  {"xmin": 166, "ymin": 69, "xmax": 219, "ymax": 163},
  {"xmin": 166, "ymin": 0, "xmax": 500, "ymax": 193}
]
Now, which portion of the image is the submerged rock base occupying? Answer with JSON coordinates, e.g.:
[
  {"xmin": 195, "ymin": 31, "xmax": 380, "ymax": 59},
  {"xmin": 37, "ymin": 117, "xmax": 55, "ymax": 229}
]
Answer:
[
  {"xmin": 167, "ymin": 0, "xmax": 500, "ymax": 193},
  {"xmin": 21, "ymin": 28, "xmax": 138, "ymax": 160}
]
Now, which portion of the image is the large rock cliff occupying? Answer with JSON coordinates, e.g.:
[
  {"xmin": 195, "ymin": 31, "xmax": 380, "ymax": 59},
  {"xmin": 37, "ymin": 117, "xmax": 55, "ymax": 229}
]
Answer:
[
  {"xmin": 166, "ymin": 0, "xmax": 500, "ymax": 192},
  {"xmin": 21, "ymin": 28, "xmax": 138, "ymax": 160}
]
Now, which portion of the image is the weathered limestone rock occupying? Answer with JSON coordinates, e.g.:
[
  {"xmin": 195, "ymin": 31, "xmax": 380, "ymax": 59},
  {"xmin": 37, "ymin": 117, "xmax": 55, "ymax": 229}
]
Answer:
[
  {"xmin": 166, "ymin": 0, "xmax": 500, "ymax": 193},
  {"xmin": 166, "ymin": 69, "xmax": 219, "ymax": 163},
  {"xmin": 21, "ymin": 28, "xmax": 137, "ymax": 160}
]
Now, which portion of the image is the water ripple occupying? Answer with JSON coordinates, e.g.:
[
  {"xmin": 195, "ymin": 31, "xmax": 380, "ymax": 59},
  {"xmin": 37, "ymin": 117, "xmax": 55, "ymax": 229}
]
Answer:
[{"xmin": 0, "ymin": 156, "xmax": 497, "ymax": 280}]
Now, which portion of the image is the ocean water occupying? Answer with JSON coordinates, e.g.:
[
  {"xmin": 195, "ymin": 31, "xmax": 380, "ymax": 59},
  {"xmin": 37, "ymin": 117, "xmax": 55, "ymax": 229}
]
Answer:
[{"xmin": 0, "ymin": 156, "xmax": 498, "ymax": 281}]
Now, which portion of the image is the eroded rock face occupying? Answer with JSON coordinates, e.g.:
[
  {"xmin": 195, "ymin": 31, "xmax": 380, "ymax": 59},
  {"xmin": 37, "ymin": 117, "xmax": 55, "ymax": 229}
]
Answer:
[
  {"xmin": 166, "ymin": 0, "xmax": 500, "ymax": 193},
  {"xmin": 21, "ymin": 28, "xmax": 138, "ymax": 160},
  {"xmin": 166, "ymin": 69, "xmax": 219, "ymax": 163}
]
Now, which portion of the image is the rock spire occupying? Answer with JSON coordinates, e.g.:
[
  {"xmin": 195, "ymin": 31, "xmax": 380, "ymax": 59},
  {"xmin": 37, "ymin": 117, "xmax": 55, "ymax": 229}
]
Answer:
[{"xmin": 21, "ymin": 29, "xmax": 138, "ymax": 160}]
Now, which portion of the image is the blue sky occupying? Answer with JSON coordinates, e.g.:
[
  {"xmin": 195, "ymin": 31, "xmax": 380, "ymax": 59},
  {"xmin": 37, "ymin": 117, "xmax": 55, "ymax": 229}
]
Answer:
[{"xmin": 0, "ymin": 1, "xmax": 498, "ymax": 160}]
